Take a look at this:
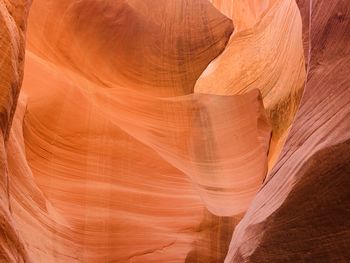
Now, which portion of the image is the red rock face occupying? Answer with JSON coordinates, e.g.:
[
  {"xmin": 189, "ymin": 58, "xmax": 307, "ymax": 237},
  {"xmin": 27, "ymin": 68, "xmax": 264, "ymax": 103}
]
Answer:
[
  {"xmin": 0, "ymin": 0, "xmax": 31, "ymax": 262},
  {"xmin": 0, "ymin": 0, "xmax": 349, "ymax": 262},
  {"xmin": 225, "ymin": 0, "xmax": 350, "ymax": 262}
]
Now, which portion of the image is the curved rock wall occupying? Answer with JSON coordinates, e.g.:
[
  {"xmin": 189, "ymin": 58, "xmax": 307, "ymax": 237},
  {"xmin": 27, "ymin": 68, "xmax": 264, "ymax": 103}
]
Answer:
[
  {"xmin": 225, "ymin": 0, "xmax": 350, "ymax": 261},
  {"xmin": 200, "ymin": 0, "xmax": 306, "ymax": 169},
  {"xmin": 26, "ymin": 0, "xmax": 233, "ymax": 96},
  {"xmin": 0, "ymin": 0, "xmax": 31, "ymax": 262},
  {"xmin": 0, "ymin": 0, "xmax": 349, "ymax": 262},
  {"xmin": 8, "ymin": 0, "xmax": 270, "ymax": 260}
]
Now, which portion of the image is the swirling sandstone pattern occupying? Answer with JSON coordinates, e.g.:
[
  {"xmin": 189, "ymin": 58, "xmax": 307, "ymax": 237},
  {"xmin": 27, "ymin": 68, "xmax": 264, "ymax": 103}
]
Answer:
[
  {"xmin": 0, "ymin": 0, "xmax": 31, "ymax": 262},
  {"xmin": 201, "ymin": 0, "xmax": 306, "ymax": 169},
  {"xmin": 225, "ymin": 0, "xmax": 350, "ymax": 261},
  {"xmin": 0, "ymin": 0, "xmax": 349, "ymax": 262},
  {"xmin": 5, "ymin": 0, "xmax": 270, "ymax": 262}
]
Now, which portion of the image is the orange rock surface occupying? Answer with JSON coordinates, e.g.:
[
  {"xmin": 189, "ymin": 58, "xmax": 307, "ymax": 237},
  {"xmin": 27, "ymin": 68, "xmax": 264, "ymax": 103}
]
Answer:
[
  {"xmin": 225, "ymin": 0, "xmax": 350, "ymax": 261},
  {"xmin": 201, "ymin": 0, "xmax": 306, "ymax": 169},
  {"xmin": 0, "ymin": 0, "xmax": 349, "ymax": 262},
  {"xmin": 0, "ymin": 0, "xmax": 31, "ymax": 262}
]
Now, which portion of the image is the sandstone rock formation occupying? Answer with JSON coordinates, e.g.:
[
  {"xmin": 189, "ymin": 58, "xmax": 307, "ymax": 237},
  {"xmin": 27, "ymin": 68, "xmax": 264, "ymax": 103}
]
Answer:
[
  {"xmin": 0, "ymin": 0, "xmax": 31, "ymax": 262},
  {"xmin": 0, "ymin": 0, "xmax": 349, "ymax": 262},
  {"xmin": 225, "ymin": 0, "xmax": 350, "ymax": 261},
  {"xmin": 202, "ymin": 0, "xmax": 306, "ymax": 169}
]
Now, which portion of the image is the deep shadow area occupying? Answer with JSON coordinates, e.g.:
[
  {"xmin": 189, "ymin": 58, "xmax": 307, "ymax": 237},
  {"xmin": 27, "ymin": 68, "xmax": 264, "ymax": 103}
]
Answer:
[{"xmin": 249, "ymin": 140, "xmax": 350, "ymax": 262}]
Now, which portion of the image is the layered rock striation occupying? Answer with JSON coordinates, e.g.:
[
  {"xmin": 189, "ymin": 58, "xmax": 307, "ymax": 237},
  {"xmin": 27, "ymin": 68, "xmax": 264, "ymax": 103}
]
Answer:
[
  {"xmin": 0, "ymin": 0, "xmax": 349, "ymax": 262},
  {"xmin": 225, "ymin": 0, "xmax": 350, "ymax": 261},
  {"xmin": 0, "ymin": 0, "xmax": 31, "ymax": 262}
]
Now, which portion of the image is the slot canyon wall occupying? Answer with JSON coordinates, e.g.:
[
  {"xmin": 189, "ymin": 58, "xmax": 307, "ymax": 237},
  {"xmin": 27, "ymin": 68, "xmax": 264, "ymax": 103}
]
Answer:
[{"xmin": 0, "ymin": 0, "xmax": 349, "ymax": 262}]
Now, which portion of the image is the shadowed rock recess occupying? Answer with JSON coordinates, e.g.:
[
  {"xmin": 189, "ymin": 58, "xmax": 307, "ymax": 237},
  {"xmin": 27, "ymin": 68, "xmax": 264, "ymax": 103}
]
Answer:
[{"xmin": 0, "ymin": 0, "xmax": 348, "ymax": 262}]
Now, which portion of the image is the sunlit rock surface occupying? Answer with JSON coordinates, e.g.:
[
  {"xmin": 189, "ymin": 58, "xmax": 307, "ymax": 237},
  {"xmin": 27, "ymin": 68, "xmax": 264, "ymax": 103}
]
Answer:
[
  {"xmin": 202, "ymin": 0, "xmax": 306, "ymax": 169},
  {"xmin": 0, "ymin": 0, "xmax": 349, "ymax": 262},
  {"xmin": 225, "ymin": 0, "xmax": 350, "ymax": 261}
]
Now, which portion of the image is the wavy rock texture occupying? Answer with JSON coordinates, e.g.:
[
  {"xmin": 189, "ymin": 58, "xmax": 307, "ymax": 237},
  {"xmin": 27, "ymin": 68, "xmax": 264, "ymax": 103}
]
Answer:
[
  {"xmin": 225, "ymin": 0, "xmax": 350, "ymax": 262},
  {"xmin": 5, "ymin": 0, "xmax": 271, "ymax": 262},
  {"xmin": 1, "ymin": 0, "xmax": 349, "ymax": 262},
  {"xmin": 0, "ymin": 0, "xmax": 31, "ymax": 262},
  {"xmin": 202, "ymin": 0, "xmax": 306, "ymax": 169},
  {"xmin": 26, "ymin": 0, "xmax": 234, "ymax": 97}
]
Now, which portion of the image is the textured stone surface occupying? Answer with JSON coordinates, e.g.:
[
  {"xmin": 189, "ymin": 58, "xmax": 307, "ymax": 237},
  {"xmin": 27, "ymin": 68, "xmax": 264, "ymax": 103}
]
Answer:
[
  {"xmin": 200, "ymin": 0, "xmax": 306, "ymax": 169},
  {"xmin": 0, "ymin": 0, "xmax": 31, "ymax": 262},
  {"xmin": 6, "ymin": 0, "xmax": 269, "ymax": 262},
  {"xmin": 225, "ymin": 0, "xmax": 350, "ymax": 261},
  {"xmin": 1, "ymin": 0, "xmax": 349, "ymax": 262},
  {"xmin": 26, "ymin": 0, "xmax": 233, "ymax": 97}
]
